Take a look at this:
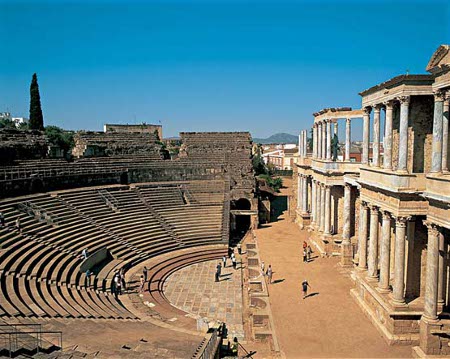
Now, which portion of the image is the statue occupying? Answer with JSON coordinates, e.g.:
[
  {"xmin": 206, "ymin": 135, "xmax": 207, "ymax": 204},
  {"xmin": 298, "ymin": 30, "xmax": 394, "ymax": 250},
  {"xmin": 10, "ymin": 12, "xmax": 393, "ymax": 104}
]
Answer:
[{"xmin": 331, "ymin": 134, "xmax": 339, "ymax": 161}]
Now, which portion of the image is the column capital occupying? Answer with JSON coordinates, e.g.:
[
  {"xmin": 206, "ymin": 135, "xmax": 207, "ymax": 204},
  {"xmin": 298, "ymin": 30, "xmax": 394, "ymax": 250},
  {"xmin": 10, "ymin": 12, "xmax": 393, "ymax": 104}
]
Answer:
[
  {"xmin": 368, "ymin": 204, "xmax": 379, "ymax": 212},
  {"xmin": 381, "ymin": 210, "xmax": 391, "ymax": 220},
  {"xmin": 344, "ymin": 182, "xmax": 352, "ymax": 190},
  {"xmin": 383, "ymin": 99, "xmax": 395, "ymax": 109},
  {"xmin": 361, "ymin": 200, "xmax": 369, "ymax": 208},
  {"xmin": 373, "ymin": 104, "xmax": 382, "ymax": 112},
  {"xmin": 395, "ymin": 216, "xmax": 411, "ymax": 227},
  {"xmin": 434, "ymin": 89, "xmax": 446, "ymax": 102},
  {"xmin": 423, "ymin": 220, "xmax": 441, "ymax": 236},
  {"xmin": 398, "ymin": 95, "xmax": 410, "ymax": 105},
  {"xmin": 345, "ymin": 117, "xmax": 351, "ymax": 124},
  {"xmin": 363, "ymin": 106, "xmax": 372, "ymax": 115}
]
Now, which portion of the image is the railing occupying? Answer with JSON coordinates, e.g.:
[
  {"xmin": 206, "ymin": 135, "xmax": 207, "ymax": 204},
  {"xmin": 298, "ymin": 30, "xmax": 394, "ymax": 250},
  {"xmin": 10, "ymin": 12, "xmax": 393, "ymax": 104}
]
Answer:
[
  {"xmin": 98, "ymin": 189, "xmax": 120, "ymax": 211},
  {"xmin": 273, "ymin": 169, "xmax": 293, "ymax": 176},
  {"xmin": 16, "ymin": 201, "xmax": 60, "ymax": 225},
  {"xmin": 191, "ymin": 323, "xmax": 223, "ymax": 359},
  {"xmin": 0, "ymin": 323, "xmax": 62, "ymax": 357}
]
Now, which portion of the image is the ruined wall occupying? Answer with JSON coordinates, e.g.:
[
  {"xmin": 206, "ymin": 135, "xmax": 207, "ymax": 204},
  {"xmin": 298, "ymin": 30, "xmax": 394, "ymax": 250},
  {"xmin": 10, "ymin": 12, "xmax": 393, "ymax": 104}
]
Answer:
[
  {"xmin": 72, "ymin": 131, "xmax": 161, "ymax": 158},
  {"xmin": 104, "ymin": 124, "xmax": 163, "ymax": 139},
  {"xmin": 0, "ymin": 129, "xmax": 48, "ymax": 165}
]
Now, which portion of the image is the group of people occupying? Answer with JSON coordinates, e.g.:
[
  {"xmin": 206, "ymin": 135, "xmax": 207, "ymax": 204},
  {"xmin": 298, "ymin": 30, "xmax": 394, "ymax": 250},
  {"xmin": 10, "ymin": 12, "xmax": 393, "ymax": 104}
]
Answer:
[
  {"xmin": 112, "ymin": 268, "xmax": 127, "ymax": 299},
  {"xmin": 215, "ymin": 246, "xmax": 241, "ymax": 282},
  {"xmin": 302, "ymin": 241, "xmax": 313, "ymax": 263},
  {"xmin": 0, "ymin": 211, "xmax": 24, "ymax": 234},
  {"xmin": 260, "ymin": 261, "xmax": 273, "ymax": 284}
]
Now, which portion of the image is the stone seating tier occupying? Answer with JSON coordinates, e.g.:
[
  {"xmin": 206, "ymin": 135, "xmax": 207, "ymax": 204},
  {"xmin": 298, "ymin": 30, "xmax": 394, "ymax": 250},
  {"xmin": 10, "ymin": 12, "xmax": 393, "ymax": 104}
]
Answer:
[{"xmin": 0, "ymin": 181, "xmax": 226, "ymax": 320}]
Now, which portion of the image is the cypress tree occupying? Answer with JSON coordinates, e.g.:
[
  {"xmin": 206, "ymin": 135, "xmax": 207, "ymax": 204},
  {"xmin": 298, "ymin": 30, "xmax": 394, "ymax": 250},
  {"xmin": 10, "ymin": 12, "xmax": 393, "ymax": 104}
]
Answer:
[{"xmin": 29, "ymin": 73, "xmax": 44, "ymax": 130}]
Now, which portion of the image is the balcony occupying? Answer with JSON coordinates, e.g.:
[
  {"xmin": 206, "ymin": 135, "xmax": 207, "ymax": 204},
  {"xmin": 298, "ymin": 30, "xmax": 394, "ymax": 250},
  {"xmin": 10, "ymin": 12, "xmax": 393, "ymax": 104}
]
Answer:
[
  {"xmin": 311, "ymin": 159, "xmax": 361, "ymax": 175},
  {"xmin": 359, "ymin": 166, "xmax": 426, "ymax": 193},
  {"xmin": 424, "ymin": 173, "xmax": 450, "ymax": 203},
  {"xmin": 295, "ymin": 155, "xmax": 312, "ymax": 167}
]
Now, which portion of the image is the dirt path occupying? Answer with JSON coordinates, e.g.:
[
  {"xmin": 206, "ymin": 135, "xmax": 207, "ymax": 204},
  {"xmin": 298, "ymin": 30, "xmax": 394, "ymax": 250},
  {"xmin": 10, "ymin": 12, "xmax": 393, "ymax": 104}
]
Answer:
[{"xmin": 254, "ymin": 178, "xmax": 412, "ymax": 359}]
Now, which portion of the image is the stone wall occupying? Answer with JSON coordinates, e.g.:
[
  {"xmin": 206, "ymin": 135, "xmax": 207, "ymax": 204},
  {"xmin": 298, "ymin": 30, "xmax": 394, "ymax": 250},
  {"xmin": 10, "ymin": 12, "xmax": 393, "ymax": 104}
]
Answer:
[
  {"xmin": 0, "ymin": 129, "xmax": 48, "ymax": 165},
  {"xmin": 104, "ymin": 123, "xmax": 163, "ymax": 139},
  {"xmin": 72, "ymin": 131, "xmax": 161, "ymax": 158}
]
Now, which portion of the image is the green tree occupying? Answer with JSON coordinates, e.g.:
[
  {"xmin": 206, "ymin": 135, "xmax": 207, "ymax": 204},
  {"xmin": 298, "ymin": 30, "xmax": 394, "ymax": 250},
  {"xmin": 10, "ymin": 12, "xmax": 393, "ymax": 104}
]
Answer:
[
  {"xmin": 258, "ymin": 174, "xmax": 283, "ymax": 192},
  {"xmin": 44, "ymin": 126, "xmax": 74, "ymax": 156},
  {"xmin": 252, "ymin": 154, "xmax": 268, "ymax": 175},
  {"xmin": 29, "ymin": 73, "xmax": 44, "ymax": 130},
  {"xmin": 0, "ymin": 118, "xmax": 15, "ymax": 129}
]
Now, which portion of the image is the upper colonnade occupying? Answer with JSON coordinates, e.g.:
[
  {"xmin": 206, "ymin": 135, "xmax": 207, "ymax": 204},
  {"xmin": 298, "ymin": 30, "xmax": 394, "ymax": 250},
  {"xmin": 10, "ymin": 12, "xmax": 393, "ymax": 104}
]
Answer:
[{"xmin": 311, "ymin": 108, "xmax": 364, "ymax": 163}]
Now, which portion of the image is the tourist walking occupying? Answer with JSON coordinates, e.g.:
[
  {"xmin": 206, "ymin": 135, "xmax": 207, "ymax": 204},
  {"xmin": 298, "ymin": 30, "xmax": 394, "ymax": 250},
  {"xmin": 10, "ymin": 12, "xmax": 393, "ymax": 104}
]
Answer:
[
  {"xmin": 237, "ymin": 243, "xmax": 242, "ymax": 255},
  {"xmin": 266, "ymin": 265, "xmax": 273, "ymax": 284},
  {"xmin": 303, "ymin": 248, "xmax": 308, "ymax": 263},
  {"xmin": 114, "ymin": 274, "xmax": 122, "ymax": 296},
  {"xmin": 261, "ymin": 261, "xmax": 265, "ymax": 276},
  {"xmin": 302, "ymin": 240, "xmax": 307, "ymax": 251},
  {"xmin": 307, "ymin": 245, "xmax": 312, "ymax": 262},
  {"xmin": 222, "ymin": 255, "xmax": 227, "ymax": 268},
  {"xmin": 231, "ymin": 253, "xmax": 237, "ymax": 270},
  {"xmin": 139, "ymin": 275, "xmax": 145, "ymax": 293},
  {"xmin": 215, "ymin": 268, "xmax": 220, "ymax": 282},
  {"xmin": 143, "ymin": 266, "xmax": 148, "ymax": 282},
  {"xmin": 217, "ymin": 262, "xmax": 222, "ymax": 276},
  {"xmin": 0, "ymin": 211, "xmax": 5, "ymax": 227},
  {"xmin": 302, "ymin": 279, "xmax": 311, "ymax": 299}
]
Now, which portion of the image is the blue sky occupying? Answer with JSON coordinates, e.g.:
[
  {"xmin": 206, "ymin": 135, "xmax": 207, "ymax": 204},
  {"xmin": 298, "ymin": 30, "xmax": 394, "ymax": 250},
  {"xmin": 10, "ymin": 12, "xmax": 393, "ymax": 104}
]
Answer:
[{"xmin": 0, "ymin": 0, "xmax": 449, "ymax": 138}]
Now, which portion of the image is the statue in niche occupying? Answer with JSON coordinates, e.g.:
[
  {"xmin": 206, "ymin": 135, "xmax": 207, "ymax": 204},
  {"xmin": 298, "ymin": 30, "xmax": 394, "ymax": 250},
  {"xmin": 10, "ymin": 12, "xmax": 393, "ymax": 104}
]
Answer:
[{"xmin": 331, "ymin": 134, "xmax": 339, "ymax": 161}]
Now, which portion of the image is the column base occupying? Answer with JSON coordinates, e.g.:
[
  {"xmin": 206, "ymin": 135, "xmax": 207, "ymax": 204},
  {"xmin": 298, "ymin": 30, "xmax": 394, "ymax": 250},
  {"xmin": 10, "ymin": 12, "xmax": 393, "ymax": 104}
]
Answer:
[
  {"xmin": 376, "ymin": 287, "xmax": 391, "ymax": 294},
  {"xmin": 366, "ymin": 275, "xmax": 378, "ymax": 283},
  {"xmin": 390, "ymin": 298, "xmax": 408, "ymax": 309},
  {"xmin": 340, "ymin": 241, "xmax": 353, "ymax": 267}
]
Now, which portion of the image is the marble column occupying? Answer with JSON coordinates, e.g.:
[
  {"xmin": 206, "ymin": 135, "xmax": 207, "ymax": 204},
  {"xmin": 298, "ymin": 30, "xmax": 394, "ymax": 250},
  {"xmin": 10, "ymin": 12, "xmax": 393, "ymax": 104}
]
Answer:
[
  {"xmin": 362, "ymin": 107, "xmax": 371, "ymax": 164},
  {"xmin": 423, "ymin": 222, "xmax": 440, "ymax": 321},
  {"xmin": 311, "ymin": 180, "xmax": 316, "ymax": 224},
  {"xmin": 297, "ymin": 175, "xmax": 302, "ymax": 209},
  {"xmin": 438, "ymin": 232, "xmax": 446, "ymax": 306},
  {"xmin": 302, "ymin": 176, "xmax": 308, "ymax": 213},
  {"xmin": 367, "ymin": 205, "xmax": 379, "ymax": 279},
  {"xmin": 324, "ymin": 185, "xmax": 331, "ymax": 235},
  {"xmin": 443, "ymin": 95, "xmax": 449, "ymax": 172},
  {"xmin": 378, "ymin": 211, "xmax": 392, "ymax": 292},
  {"xmin": 398, "ymin": 96, "xmax": 410, "ymax": 172},
  {"xmin": 342, "ymin": 184, "xmax": 351, "ymax": 243},
  {"xmin": 372, "ymin": 104, "xmax": 381, "ymax": 167},
  {"xmin": 322, "ymin": 121, "xmax": 327, "ymax": 160},
  {"xmin": 358, "ymin": 202, "xmax": 368, "ymax": 269},
  {"xmin": 317, "ymin": 123, "xmax": 322, "ymax": 159},
  {"xmin": 320, "ymin": 184, "xmax": 326, "ymax": 231},
  {"xmin": 299, "ymin": 132, "xmax": 303, "ymax": 157},
  {"xmin": 326, "ymin": 120, "xmax": 332, "ymax": 160},
  {"xmin": 392, "ymin": 217, "xmax": 408, "ymax": 304},
  {"xmin": 383, "ymin": 100, "xmax": 394, "ymax": 170},
  {"xmin": 431, "ymin": 91, "xmax": 445, "ymax": 173},
  {"xmin": 345, "ymin": 118, "xmax": 351, "ymax": 161},
  {"xmin": 317, "ymin": 183, "xmax": 322, "ymax": 230}
]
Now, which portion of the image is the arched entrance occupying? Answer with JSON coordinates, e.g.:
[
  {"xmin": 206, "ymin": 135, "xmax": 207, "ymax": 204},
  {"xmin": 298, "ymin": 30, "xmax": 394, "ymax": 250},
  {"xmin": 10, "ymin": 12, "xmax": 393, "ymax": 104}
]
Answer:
[{"xmin": 230, "ymin": 198, "xmax": 252, "ymax": 244}]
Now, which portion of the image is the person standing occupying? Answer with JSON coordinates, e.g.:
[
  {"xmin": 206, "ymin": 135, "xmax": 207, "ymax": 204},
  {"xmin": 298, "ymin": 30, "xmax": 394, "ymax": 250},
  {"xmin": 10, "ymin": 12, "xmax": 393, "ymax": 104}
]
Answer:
[
  {"xmin": 237, "ymin": 243, "xmax": 242, "ymax": 255},
  {"xmin": 302, "ymin": 279, "xmax": 311, "ymax": 299},
  {"xmin": 215, "ymin": 268, "xmax": 220, "ymax": 282},
  {"xmin": 15, "ymin": 217, "xmax": 22, "ymax": 233},
  {"xmin": 267, "ymin": 265, "xmax": 273, "ymax": 284},
  {"xmin": 143, "ymin": 266, "xmax": 148, "ymax": 282},
  {"xmin": 119, "ymin": 268, "xmax": 126, "ymax": 292},
  {"xmin": 139, "ymin": 275, "xmax": 145, "ymax": 293},
  {"xmin": 82, "ymin": 248, "xmax": 89, "ymax": 259},
  {"xmin": 261, "ymin": 261, "xmax": 265, "ymax": 276},
  {"xmin": 222, "ymin": 255, "xmax": 227, "ymax": 268},
  {"xmin": 303, "ymin": 240, "xmax": 307, "ymax": 251},
  {"xmin": 230, "ymin": 337, "xmax": 239, "ymax": 356},
  {"xmin": 85, "ymin": 269, "xmax": 92, "ymax": 287},
  {"xmin": 307, "ymin": 245, "xmax": 312, "ymax": 262},
  {"xmin": 114, "ymin": 274, "xmax": 122, "ymax": 296},
  {"xmin": 303, "ymin": 248, "xmax": 308, "ymax": 263}
]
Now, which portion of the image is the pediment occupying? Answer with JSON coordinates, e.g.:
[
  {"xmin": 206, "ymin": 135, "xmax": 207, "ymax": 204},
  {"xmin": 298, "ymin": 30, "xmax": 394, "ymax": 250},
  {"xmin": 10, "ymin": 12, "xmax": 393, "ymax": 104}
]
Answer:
[{"xmin": 426, "ymin": 45, "xmax": 450, "ymax": 74}]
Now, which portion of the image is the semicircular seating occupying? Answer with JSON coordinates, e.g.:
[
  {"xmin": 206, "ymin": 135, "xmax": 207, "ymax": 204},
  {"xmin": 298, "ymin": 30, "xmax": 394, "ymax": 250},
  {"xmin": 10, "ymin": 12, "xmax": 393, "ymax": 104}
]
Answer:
[{"xmin": 0, "ymin": 180, "xmax": 227, "ymax": 322}]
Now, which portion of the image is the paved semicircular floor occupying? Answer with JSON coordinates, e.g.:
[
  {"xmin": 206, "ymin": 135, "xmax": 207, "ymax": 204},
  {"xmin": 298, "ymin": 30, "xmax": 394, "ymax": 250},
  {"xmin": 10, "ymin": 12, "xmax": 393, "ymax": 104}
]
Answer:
[{"xmin": 163, "ymin": 259, "xmax": 245, "ymax": 339}]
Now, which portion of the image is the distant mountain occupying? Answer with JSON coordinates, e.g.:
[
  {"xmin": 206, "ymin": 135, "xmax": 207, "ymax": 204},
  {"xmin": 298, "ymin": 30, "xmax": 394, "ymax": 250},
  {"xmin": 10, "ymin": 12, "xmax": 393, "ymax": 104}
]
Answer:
[{"xmin": 253, "ymin": 133, "xmax": 298, "ymax": 144}]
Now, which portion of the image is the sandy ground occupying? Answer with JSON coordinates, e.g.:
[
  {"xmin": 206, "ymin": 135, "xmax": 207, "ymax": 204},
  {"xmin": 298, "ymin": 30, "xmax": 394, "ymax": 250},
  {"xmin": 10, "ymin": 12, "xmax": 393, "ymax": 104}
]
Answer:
[{"xmin": 254, "ymin": 178, "xmax": 412, "ymax": 359}]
